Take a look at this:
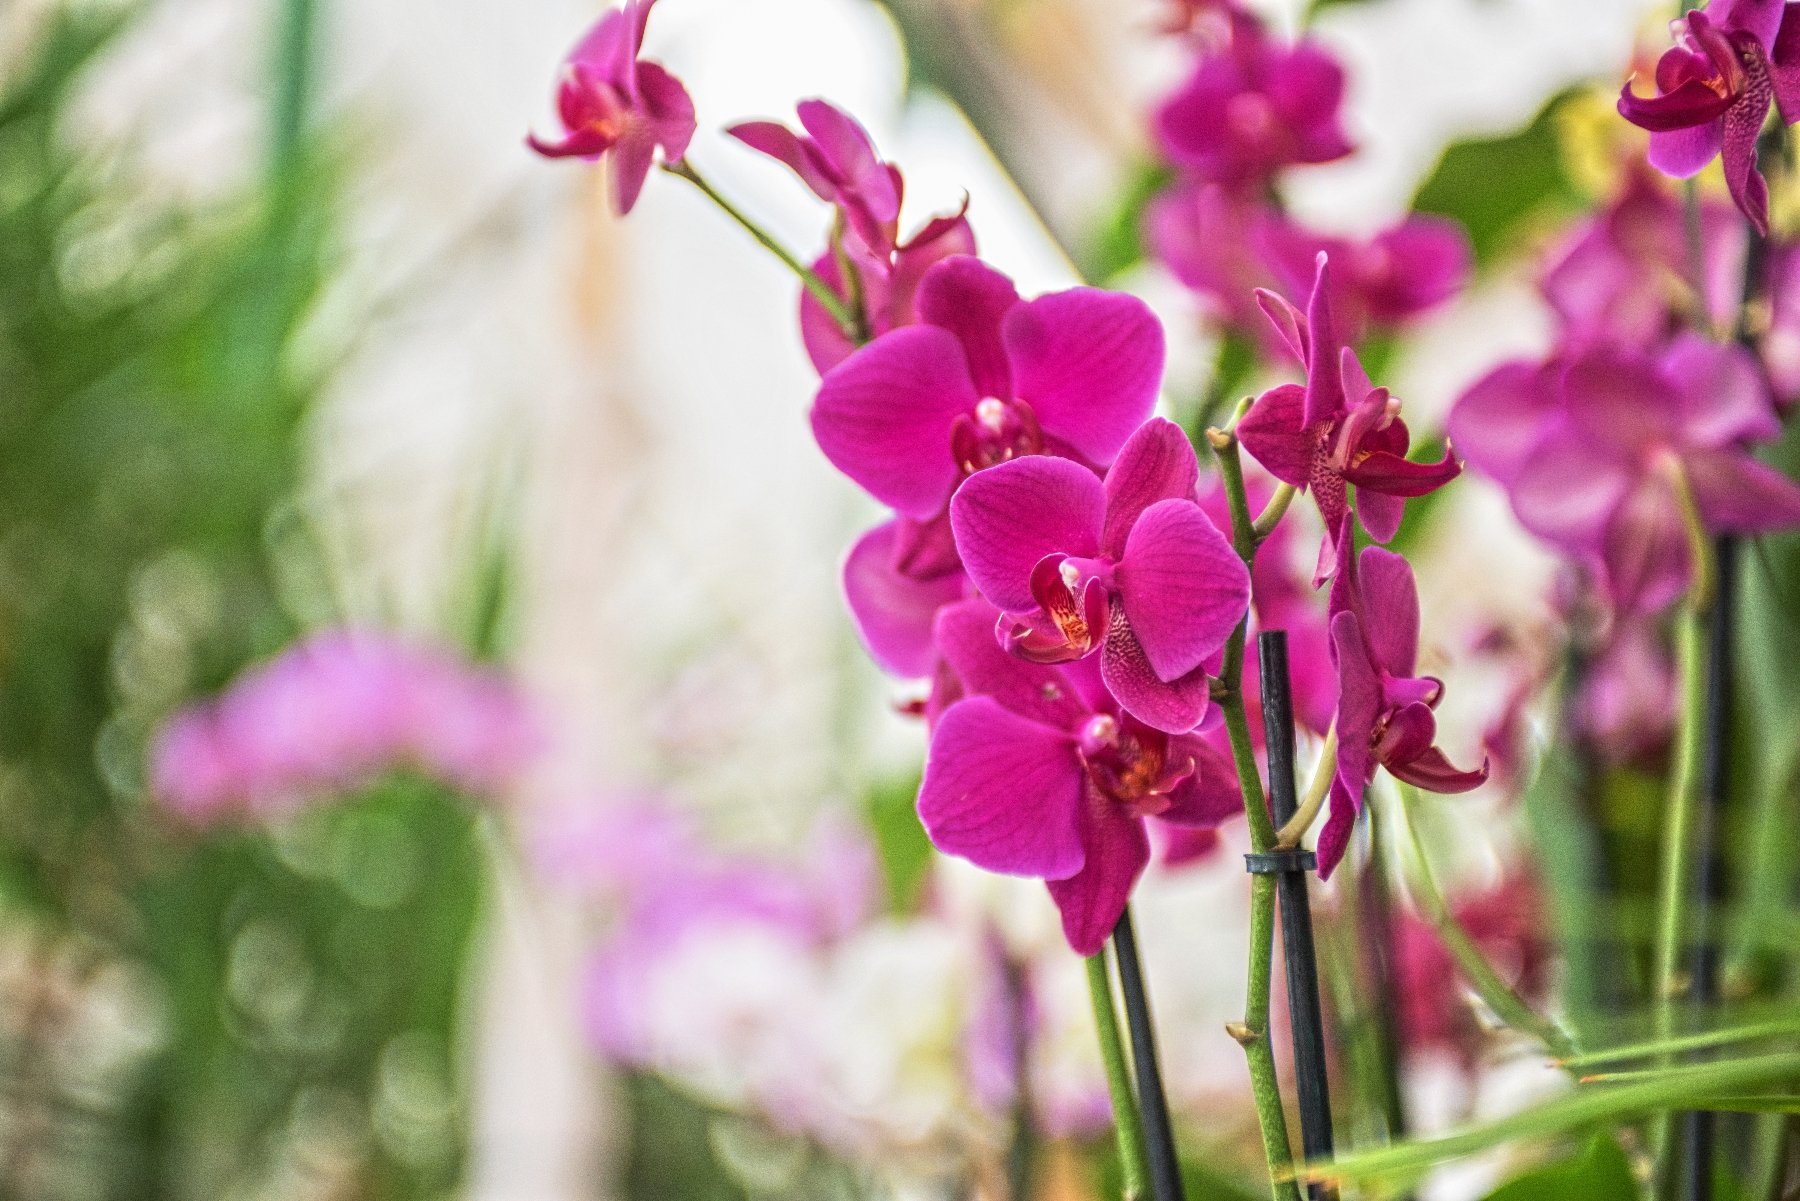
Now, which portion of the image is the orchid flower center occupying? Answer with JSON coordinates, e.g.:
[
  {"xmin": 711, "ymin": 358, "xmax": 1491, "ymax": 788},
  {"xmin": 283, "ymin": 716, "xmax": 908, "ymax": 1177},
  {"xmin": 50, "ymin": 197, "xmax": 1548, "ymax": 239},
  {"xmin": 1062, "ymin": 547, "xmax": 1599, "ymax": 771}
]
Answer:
[
  {"xmin": 1226, "ymin": 92, "xmax": 1275, "ymax": 141},
  {"xmin": 1077, "ymin": 713, "xmax": 1195, "ymax": 816},
  {"xmin": 952, "ymin": 397, "xmax": 1045, "ymax": 476}
]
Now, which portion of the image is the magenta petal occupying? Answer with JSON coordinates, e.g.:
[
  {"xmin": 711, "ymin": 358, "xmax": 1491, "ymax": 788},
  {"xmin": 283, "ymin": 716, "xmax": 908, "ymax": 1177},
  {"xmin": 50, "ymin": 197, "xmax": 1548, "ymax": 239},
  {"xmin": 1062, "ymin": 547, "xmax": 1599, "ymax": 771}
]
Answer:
[
  {"xmin": 917, "ymin": 256, "xmax": 1020, "ymax": 401},
  {"xmin": 609, "ymin": 130, "xmax": 658, "ymax": 215},
  {"xmin": 1046, "ymin": 792, "xmax": 1149, "ymax": 955},
  {"xmin": 1343, "ymin": 447, "xmax": 1462, "ymax": 499},
  {"xmin": 1509, "ymin": 438, "xmax": 1633, "ymax": 553},
  {"xmin": 729, "ymin": 120, "xmax": 834, "ymax": 197},
  {"xmin": 951, "ymin": 456, "xmax": 1106, "ymax": 612},
  {"xmin": 1237, "ymin": 384, "xmax": 1313, "ymax": 487},
  {"xmin": 1101, "ymin": 418, "xmax": 1202, "ymax": 556},
  {"xmin": 1255, "ymin": 288, "xmax": 1307, "ymax": 363},
  {"xmin": 1356, "ymin": 488, "xmax": 1405, "ymax": 544},
  {"xmin": 1722, "ymin": 89, "xmax": 1773, "ymax": 235},
  {"xmin": 1717, "ymin": 0, "xmax": 1785, "ymax": 50},
  {"xmin": 843, "ymin": 521, "xmax": 965, "ymax": 677},
  {"xmin": 1329, "ymin": 610, "xmax": 1381, "ymax": 831},
  {"xmin": 1774, "ymin": 8, "xmax": 1800, "ymax": 120},
  {"xmin": 1354, "ymin": 547, "xmax": 1420, "ymax": 677},
  {"xmin": 1604, "ymin": 482, "xmax": 1694, "ymax": 613},
  {"xmin": 918, "ymin": 697, "xmax": 1087, "ymax": 879},
  {"xmin": 934, "ymin": 599, "xmax": 1089, "ymax": 729},
  {"xmin": 1648, "ymin": 120, "xmax": 1726, "ymax": 178},
  {"xmin": 1686, "ymin": 449, "xmax": 1800, "ymax": 532},
  {"xmin": 636, "ymin": 61, "xmax": 695, "ymax": 162},
  {"xmin": 1619, "ymin": 78, "xmax": 1735, "ymax": 132},
  {"xmin": 1003, "ymin": 288, "xmax": 1164, "ymax": 466},
  {"xmin": 1665, "ymin": 336, "xmax": 1779, "ymax": 446},
  {"xmin": 1099, "ymin": 611, "xmax": 1212, "ymax": 734},
  {"xmin": 1114, "ymin": 499, "xmax": 1249, "ymax": 682},
  {"xmin": 1302, "ymin": 254, "xmax": 1346, "ymax": 427},
  {"xmin": 1388, "ymin": 746, "xmax": 1490, "ymax": 794},
  {"xmin": 1447, "ymin": 360, "xmax": 1560, "ymax": 486},
  {"xmin": 1159, "ymin": 735, "xmax": 1243, "ymax": 827},
  {"xmin": 1314, "ymin": 776, "xmax": 1358, "ymax": 880},
  {"xmin": 812, "ymin": 325, "xmax": 979, "ymax": 518}
]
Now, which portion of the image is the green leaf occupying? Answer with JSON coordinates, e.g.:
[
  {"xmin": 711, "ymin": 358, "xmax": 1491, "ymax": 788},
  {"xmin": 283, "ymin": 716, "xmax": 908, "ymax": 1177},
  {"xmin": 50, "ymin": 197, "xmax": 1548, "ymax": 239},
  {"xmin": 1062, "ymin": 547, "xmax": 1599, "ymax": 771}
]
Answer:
[
  {"xmin": 1481, "ymin": 1136, "xmax": 1636, "ymax": 1201},
  {"xmin": 865, "ymin": 769, "xmax": 933, "ymax": 912},
  {"xmin": 1411, "ymin": 91, "xmax": 1582, "ymax": 266},
  {"xmin": 1084, "ymin": 158, "xmax": 1175, "ymax": 284}
]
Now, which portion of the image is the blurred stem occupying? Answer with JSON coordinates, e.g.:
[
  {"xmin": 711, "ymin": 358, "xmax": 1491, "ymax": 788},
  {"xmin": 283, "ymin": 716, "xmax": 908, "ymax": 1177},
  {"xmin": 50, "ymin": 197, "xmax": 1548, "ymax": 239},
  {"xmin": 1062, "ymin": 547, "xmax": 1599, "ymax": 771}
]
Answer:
[
  {"xmin": 1391, "ymin": 783, "xmax": 1578, "ymax": 1059},
  {"xmin": 1087, "ymin": 950, "xmax": 1150, "ymax": 1201},
  {"xmin": 1210, "ymin": 425, "xmax": 1304, "ymax": 1201},
  {"xmin": 270, "ymin": 0, "xmax": 315, "ymax": 189},
  {"xmin": 662, "ymin": 160, "xmax": 861, "ymax": 339}
]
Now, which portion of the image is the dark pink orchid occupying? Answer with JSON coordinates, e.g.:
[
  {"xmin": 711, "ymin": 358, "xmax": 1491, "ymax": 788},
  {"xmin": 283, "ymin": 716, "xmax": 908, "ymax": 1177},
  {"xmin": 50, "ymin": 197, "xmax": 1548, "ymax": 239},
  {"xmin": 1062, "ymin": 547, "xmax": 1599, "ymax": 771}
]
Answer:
[
  {"xmin": 1542, "ymin": 165, "xmax": 1745, "ymax": 353},
  {"xmin": 812, "ymin": 256, "xmax": 1163, "ymax": 521},
  {"xmin": 1154, "ymin": 8, "xmax": 1353, "ymax": 187},
  {"xmin": 949, "ymin": 419, "xmax": 1250, "ymax": 734},
  {"xmin": 1145, "ymin": 181, "xmax": 1281, "ymax": 335},
  {"xmin": 1450, "ymin": 335, "xmax": 1800, "ymax": 613},
  {"xmin": 527, "ymin": 0, "xmax": 697, "ymax": 215},
  {"xmin": 918, "ymin": 599, "xmax": 1241, "ymax": 955},
  {"xmin": 1575, "ymin": 616, "xmax": 1680, "ymax": 764},
  {"xmin": 1395, "ymin": 872, "xmax": 1547, "ymax": 1065},
  {"xmin": 730, "ymin": 100, "xmax": 902, "ymax": 256},
  {"xmin": 1237, "ymin": 255, "xmax": 1462, "ymax": 583},
  {"xmin": 1320, "ymin": 547, "xmax": 1488, "ymax": 877},
  {"xmin": 1617, "ymin": 0, "xmax": 1800, "ymax": 234}
]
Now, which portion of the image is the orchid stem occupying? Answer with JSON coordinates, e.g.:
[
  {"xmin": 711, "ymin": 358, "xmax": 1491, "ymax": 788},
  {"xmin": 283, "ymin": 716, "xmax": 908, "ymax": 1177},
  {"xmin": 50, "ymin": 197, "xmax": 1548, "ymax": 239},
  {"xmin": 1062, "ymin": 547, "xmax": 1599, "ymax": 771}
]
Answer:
[
  {"xmin": 662, "ymin": 159, "xmax": 862, "ymax": 339},
  {"xmin": 1210, "ymin": 427, "xmax": 1304, "ymax": 1201},
  {"xmin": 1087, "ymin": 949, "xmax": 1151, "ymax": 1201},
  {"xmin": 1276, "ymin": 725, "xmax": 1336, "ymax": 850},
  {"xmin": 1391, "ymin": 782, "xmax": 1578, "ymax": 1060},
  {"xmin": 1253, "ymin": 483, "xmax": 1298, "ymax": 541}
]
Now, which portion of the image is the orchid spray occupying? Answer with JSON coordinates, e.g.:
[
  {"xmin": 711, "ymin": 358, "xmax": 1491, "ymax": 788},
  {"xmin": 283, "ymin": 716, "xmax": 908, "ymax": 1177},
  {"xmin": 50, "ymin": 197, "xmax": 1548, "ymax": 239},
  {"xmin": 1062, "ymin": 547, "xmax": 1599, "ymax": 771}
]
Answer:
[{"xmin": 530, "ymin": 0, "xmax": 1800, "ymax": 1198}]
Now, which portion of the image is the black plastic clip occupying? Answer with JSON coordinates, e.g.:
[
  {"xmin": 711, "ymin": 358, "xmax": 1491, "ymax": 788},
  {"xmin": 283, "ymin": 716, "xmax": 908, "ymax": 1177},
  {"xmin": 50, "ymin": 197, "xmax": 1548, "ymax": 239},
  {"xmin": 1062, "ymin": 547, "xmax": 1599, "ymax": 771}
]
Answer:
[{"xmin": 1243, "ymin": 848, "xmax": 1317, "ymax": 875}]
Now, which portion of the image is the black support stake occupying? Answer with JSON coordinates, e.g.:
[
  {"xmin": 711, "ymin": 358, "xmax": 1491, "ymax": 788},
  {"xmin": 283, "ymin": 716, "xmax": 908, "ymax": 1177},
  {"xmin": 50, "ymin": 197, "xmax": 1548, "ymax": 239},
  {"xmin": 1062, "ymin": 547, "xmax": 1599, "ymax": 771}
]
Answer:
[
  {"xmin": 1113, "ymin": 909, "xmax": 1186, "ymax": 1201},
  {"xmin": 1255, "ymin": 631, "xmax": 1337, "ymax": 1200}
]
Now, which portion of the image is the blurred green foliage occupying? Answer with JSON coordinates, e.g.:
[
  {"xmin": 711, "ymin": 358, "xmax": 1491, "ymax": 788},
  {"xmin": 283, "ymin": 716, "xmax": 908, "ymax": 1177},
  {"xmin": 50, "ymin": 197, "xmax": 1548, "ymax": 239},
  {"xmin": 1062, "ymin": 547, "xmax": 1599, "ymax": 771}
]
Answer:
[{"xmin": 0, "ymin": 6, "xmax": 493, "ymax": 1198}]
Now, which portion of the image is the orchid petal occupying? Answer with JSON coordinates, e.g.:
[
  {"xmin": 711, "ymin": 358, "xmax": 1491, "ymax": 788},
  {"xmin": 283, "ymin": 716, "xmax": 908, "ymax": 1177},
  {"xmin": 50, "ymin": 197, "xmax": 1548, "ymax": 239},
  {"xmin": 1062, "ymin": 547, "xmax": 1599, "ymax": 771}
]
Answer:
[
  {"xmin": 1003, "ymin": 288, "xmax": 1164, "ymax": 466},
  {"xmin": 1102, "ymin": 418, "xmax": 1202, "ymax": 557},
  {"xmin": 918, "ymin": 697, "xmax": 1086, "ymax": 879},
  {"xmin": 1099, "ymin": 610, "xmax": 1213, "ymax": 734},
  {"xmin": 842, "ymin": 521, "xmax": 965, "ymax": 677},
  {"xmin": 812, "ymin": 325, "xmax": 979, "ymax": 518},
  {"xmin": 1046, "ymin": 791, "xmax": 1150, "ymax": 955},
  {"xmin": 1115, "ymin": 499, "xmax": 1249, "ymax": 682},
  {"xmin": 1237, "ymin": 383, "xmax": 1313, "ymax": 487},
  {"xmin": 951, "ymin": 456, "xmax": 1106, "ymax": 612},
  {"xmin": 917, "ymin": 256, "xmax": 1021, "ymax": 401}
]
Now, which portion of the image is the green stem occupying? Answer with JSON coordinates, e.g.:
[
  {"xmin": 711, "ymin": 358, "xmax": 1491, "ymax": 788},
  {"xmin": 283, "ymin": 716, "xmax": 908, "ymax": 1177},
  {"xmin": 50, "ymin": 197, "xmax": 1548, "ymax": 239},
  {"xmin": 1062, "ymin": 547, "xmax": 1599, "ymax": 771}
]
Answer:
[
  {"xmin": 662, "ymin": 160, "xmax": 862, "ymax": 339},
  {"xmin": 1391, "ymin": 783, "xmax": 1578, "ymax": 1060},
  {"xmin": 1087, "ymin": 951, "xmax": 1151, "ymax": 1201},
  {"xmin": 1561, "ymin": 1016, "xmax": 1800, "ymax": 1071},
  {"xmin": 1252, "ymin": 483, "xmax": 1298, "ymax": 541},
  {"xmin": 1314, "ymin": 1051, "xmax": 1800, "ymax": 1192},
  {"xmin": 1209, "ymin": 426, "xmax": 1303, "ymax": 1201}
]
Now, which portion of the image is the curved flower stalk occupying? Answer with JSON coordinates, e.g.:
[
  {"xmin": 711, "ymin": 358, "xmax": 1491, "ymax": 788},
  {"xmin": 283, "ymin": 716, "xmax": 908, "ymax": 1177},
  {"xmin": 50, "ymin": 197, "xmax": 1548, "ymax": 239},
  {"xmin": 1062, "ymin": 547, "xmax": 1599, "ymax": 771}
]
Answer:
[
  {"xmin": 1617, "ymin": 0, "xmax": 1800, "ymax": 234},
  {"xmin": 1321, "ymin": 548, "xmax": 1489, "ymax": 877},
  {"xmin": 150, "ymin": 630, "xmax": 543, "ymax": 824},
  {"xmin": 918, "ymin": 600, "xmax": 1241, "ymax": 955},
  {"xmin": 949, "ymin": 418, "xmax": 1250, "ymax": 733},
  {"xmin": 1237, "ymin": 255, "xmax": 1463, "ymax": 584},
  {"xmin": 526, "ymin": 0, "xmax": 695, "ymax": 213}
]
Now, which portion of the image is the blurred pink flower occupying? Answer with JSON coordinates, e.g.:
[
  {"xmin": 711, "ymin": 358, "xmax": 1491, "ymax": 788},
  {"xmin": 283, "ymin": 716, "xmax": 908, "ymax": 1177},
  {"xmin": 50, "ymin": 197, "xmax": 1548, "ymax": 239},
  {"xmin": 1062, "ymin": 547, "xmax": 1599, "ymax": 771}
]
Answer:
[
  {"xmin": 918, "ymin": 599, "xmax": 1241, "ymax": 954},
  {"xmin": 1154, "ymin": 8, "xmax": 1352, "ymax": 187},
  {"xmin": 527, "ymin": 0, "xmax": 696, "ymax": 214},
  {"xmin": 149, "ymin": 631, "xmax": 542, "ymax": 823},
  {"xmin": 1617, "ymin": 0, "xmax": 1800, "ymax": 234},
  {"xmin": 1450, "ymin": 335, "xmax": 1800, "ymax": 613},
  {"xmin": 1395, "ymin": 873, "xmax": 1548, "ymax": 1065}
]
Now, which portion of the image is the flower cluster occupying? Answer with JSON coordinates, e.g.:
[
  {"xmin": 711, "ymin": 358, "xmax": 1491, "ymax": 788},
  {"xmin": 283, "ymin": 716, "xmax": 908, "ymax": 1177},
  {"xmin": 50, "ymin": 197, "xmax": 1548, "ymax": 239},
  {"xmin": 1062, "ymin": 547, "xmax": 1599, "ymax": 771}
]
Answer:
[
  {"xmin": 149, "ymin": 631, "xmax": 542, "ymax": 824},
  {"xmin": 1146, "ymin": 0, "xmax": 1470, "ymax": 350}
]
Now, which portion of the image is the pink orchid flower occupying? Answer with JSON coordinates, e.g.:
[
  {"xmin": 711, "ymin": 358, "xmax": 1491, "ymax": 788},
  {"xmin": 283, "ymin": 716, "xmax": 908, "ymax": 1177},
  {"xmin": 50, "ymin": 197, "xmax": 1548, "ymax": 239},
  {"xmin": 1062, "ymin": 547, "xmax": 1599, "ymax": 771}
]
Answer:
[
  {"xmin": 799, "ymin": 208, "xmax": 977, "ymax": 375},
  {"xmin": 812, "ymin": 256, "xmax": 1163, "ymax": 521},
  {"xmin": 1617, "ymin": 0, "xmax": 1800, "ymax": 234},
  {"xmin": 918, "ymin": 600, "xmax": 1241, "ymax": 955},
  {"xmin": 1449, "ymin": 335, "xmax": 1800, "ymax": 613},
  {"xmin": 730, "ymin": 99, "xmax": 902, "ymax": 256},
  {"xmin": 1237, "ymin": 255, "xmax": 1462, "ymax": 584},
  {"xmin": 841, "ymin": 517, "xmax": 968, "ymax": 677},
  {"xmin": 1320, "ymin": 547, "xmax": 1488, "ymax": 877},
  {"xmin": 949, "ymin": 418, "xmax": 1250, "ymax": 734},
  {"xmin": 527, "ymin": 0, "xmax": 697, "ymax": 215},
  {"xmin": 1154, "ymin": 7, "xmax": 1353, "ymax": 187},
  {"xmin": 1254, "ymin": 214, "xmax": 1471, "ymax": 339}
]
